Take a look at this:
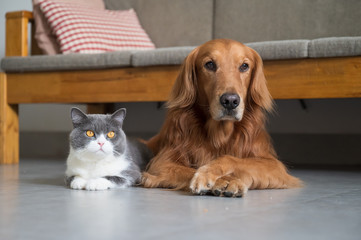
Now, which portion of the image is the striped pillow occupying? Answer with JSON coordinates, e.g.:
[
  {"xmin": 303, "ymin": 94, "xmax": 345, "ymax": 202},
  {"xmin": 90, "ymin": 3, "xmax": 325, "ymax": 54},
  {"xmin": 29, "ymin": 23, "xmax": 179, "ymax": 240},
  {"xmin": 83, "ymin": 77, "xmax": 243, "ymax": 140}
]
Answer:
[{"xmin": 39, "ymin": 0, "xmax": 155, "ymax": 54}]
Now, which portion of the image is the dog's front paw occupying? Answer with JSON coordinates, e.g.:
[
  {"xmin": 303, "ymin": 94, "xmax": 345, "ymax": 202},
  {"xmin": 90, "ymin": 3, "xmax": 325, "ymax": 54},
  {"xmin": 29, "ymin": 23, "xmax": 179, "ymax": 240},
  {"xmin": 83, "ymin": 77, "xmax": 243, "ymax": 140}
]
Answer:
[
  {"xmin": 70, "ymin": 176, "xmax": 87, "ymax": 190},
  {"xmin": 211, "ymin": 177, "xmax": 248, "ymax": 197},
  {"xmin": 189, "ymin": 169, "xmax": 218, "ymax": 195},
  {"xmin": 85, "ymin": 178, "xmax": 113, "ymax": 191},
  {"xmin": 190, "ymin": 171, "xmax": 249, "ymax": 197}
]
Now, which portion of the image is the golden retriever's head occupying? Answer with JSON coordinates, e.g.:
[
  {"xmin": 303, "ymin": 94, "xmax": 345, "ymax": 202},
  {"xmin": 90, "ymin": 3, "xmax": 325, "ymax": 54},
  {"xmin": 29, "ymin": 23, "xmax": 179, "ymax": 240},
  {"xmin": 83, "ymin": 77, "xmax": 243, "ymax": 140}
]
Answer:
[{"xmin": 168, "ymin": 39, "xmax": 272, "ymax": 121}]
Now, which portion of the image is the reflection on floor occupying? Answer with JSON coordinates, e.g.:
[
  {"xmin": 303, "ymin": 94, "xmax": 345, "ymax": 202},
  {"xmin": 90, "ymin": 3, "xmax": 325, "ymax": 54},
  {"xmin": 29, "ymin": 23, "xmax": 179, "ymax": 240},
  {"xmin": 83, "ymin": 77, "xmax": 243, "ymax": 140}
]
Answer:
[{"xmin": 1, "ymin": 159, "xmax": 360, "ymax": 240}]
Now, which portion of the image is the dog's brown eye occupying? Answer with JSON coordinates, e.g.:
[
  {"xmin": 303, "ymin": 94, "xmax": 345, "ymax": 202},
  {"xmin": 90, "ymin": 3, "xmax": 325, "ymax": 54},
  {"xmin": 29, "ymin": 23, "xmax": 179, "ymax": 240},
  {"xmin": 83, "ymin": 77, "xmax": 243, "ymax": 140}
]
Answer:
[
  {"xmin": 205, "ymin": 61, "xmax": 217, "ymax": 71},
  {"xmin": 239, "ymin": 63, "xmax": 249, "ymax": 72}
]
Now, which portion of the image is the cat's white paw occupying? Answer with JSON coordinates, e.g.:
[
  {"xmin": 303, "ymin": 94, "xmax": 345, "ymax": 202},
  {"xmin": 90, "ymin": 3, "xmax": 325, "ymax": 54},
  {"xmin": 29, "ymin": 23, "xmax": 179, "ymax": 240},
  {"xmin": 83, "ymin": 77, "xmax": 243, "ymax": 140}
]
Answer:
[
  {"xmin": 85, "ymin": 178, "xmax": 114, "ymax": 191},
  {"xmin": 70, "ymin": 177, "xmax": 87, "ymax": 190}
]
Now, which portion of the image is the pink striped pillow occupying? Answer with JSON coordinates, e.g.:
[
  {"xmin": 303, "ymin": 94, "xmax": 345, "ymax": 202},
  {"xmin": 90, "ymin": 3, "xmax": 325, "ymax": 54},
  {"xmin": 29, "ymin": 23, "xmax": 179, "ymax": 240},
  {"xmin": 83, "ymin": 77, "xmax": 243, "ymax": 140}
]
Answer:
[{"xmin": 39, "ymin": 0, "xmax": 155, "ymax": 54}]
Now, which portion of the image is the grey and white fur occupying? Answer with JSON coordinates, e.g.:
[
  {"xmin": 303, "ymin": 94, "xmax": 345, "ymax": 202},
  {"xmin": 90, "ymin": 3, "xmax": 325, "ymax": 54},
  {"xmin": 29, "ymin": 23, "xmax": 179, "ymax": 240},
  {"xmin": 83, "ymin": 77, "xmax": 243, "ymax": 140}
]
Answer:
[{"xmin": 65, "ymin": 107, "xmax": 152, "ymax": 191}]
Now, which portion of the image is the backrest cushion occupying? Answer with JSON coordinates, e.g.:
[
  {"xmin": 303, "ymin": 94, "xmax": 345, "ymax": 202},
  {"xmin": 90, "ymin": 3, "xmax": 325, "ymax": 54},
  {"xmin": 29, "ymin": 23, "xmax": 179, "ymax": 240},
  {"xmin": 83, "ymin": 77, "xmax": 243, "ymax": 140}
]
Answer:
[
  {"xmin": 104, "ymin": 0, "xmax": 214, "ymax": 48},
  {"xmin": 33, "ymin": 0, "xmax": 105, "ymax": 55},
  {"xmin": 39, "ymin": 0, "xmax": 155, "ymax": 54},
  {"xmin": 214, "ymin": 0, "xmax": 361, "ymax": 43}
]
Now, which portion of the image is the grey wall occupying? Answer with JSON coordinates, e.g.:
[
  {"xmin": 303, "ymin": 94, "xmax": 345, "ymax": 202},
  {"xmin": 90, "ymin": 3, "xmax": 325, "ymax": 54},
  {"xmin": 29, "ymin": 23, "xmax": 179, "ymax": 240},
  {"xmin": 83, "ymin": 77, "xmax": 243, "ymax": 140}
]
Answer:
[
  {"xmin": 18, "ymin": 99, "xmax": 361, "ymax": 135},
  {"xmin": 19, "ymin": 100, "xmax": 361, "ymax": 165},
  {"xmin": 119, "ymin": 100, "xmax": 361, "ymax": 135},
  {"xmin": 0, "ymin": 0, "xmax": 32, "ymax": 61}
]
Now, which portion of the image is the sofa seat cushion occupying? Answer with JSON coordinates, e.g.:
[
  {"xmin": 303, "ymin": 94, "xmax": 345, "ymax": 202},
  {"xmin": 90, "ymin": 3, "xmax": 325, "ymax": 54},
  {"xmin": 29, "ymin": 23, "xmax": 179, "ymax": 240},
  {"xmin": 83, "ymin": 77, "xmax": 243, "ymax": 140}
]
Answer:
[
  {"xmin": 1, "ymin": 51, "xmax": 132, "ymax": 73},
  {"xmin": 2, "ymin": 37, "xmax": 361, "ymax": 73},
  {"xmin": 309, "ymin": 37, "xmax": 361, "ymax": 58},
  {"xmin": 131, "ymin": 40, "xmax": 310, "ymax": 67},
  {"xmin": 132, "ymin": 40, "xmax": 310, "ymax": 67},
  {"xmin": 246, "ymin": 40, "xmax": 310, "ymax": 60},
  {"xmin": 131, "ymin": 47, "xmax": 196, "ymax": 67}
]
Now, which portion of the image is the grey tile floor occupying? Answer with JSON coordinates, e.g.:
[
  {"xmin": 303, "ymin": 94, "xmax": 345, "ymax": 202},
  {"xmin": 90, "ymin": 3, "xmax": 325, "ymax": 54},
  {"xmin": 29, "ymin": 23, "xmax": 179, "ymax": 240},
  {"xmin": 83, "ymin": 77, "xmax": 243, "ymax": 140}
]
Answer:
[{"xmin": 0, "ymin": 159, "xmax": 360, "ymax": 240}]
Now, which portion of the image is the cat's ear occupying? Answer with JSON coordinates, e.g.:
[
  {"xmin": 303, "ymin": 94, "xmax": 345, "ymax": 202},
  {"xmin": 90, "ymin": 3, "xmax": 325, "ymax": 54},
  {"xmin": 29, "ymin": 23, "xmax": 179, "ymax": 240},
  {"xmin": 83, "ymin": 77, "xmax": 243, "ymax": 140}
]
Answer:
[
  {"xmin": 71, "ymin": 107, "xmax": 88, "ymax": 127},
  {"xmin": 111, "ymin": 108, "xmax": 126, "ymax": 126}
]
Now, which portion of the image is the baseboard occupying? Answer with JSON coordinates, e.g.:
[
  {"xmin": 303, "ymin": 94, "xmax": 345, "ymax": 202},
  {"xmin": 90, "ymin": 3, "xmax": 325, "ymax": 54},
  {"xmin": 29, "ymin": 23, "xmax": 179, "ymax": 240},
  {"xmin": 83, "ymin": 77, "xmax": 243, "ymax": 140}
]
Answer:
[
  {"xmin": 20, "ymin": 132, "xmax": 361, "ymax": 166},
  {"xmin": 20, "ymin": 132, "xmax": 69, "ymax": 159},
  {"xmin": 271, "ymin": 134, "xmax": 361, "ymax": 166}
]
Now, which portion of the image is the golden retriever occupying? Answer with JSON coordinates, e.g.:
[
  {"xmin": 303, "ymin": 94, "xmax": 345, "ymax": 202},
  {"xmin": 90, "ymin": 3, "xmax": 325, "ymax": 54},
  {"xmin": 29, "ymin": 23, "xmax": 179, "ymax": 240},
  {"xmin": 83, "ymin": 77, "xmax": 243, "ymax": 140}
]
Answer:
[{"xmin": 142, "ymin": 39, "xmax": 302, "ymax": 197}]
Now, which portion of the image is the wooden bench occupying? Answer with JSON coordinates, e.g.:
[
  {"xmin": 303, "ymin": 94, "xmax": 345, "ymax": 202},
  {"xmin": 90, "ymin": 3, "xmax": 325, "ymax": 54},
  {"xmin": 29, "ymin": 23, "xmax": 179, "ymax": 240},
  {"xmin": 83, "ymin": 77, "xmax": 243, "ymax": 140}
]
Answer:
[{"xmin": 1, "ymin": 11, "xmax": 361, "ymax": 164}]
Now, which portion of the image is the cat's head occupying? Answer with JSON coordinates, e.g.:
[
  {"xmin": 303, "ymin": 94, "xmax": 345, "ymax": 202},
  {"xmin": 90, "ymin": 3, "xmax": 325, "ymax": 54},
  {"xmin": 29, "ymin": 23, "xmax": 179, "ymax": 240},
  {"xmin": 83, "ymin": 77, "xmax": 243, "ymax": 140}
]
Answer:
[{"xmin": 69, "ymin": 107, "xmax": 127, "ymax": 159}]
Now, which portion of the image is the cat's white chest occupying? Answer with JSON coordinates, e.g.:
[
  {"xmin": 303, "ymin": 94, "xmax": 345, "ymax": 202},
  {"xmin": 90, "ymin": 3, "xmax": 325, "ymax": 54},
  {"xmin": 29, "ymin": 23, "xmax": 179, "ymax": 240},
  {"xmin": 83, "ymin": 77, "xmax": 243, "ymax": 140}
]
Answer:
[{"xmin": 66, "ymin": 148, "xmax": 130, "ymax": 180}]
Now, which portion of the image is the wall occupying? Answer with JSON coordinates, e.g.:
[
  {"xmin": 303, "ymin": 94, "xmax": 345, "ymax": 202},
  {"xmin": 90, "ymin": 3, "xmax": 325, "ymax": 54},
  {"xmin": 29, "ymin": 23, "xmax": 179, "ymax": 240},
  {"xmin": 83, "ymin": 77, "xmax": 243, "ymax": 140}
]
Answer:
[
  {"xmin": 17, "ymin": 99, "xmax": 361, "ymax": 134},
  {"xmin": 0, "ymin": 1, "xmax": 32, "ymax": 59},
  {"xmin": 1, "ymin": 1, "xmax": 361, "ymax": 164},
  {"xmin": 18, "ymin": 100, "xmax": 361, "ymax": 165}
]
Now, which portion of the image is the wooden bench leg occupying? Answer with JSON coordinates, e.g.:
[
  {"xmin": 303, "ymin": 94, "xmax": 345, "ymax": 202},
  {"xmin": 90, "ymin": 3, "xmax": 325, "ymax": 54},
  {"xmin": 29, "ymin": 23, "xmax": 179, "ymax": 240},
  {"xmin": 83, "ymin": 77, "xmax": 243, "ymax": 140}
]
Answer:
[{"xmin": 0, "ymin": 73, "xmax": 19, "ymax": 164}]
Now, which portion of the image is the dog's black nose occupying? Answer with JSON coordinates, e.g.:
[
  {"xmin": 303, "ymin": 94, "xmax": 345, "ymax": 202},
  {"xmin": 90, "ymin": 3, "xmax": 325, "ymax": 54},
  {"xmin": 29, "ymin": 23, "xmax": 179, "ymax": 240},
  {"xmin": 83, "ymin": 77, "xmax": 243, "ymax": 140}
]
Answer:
[{"xmin": 220, "ymin": 93, "xmax": 240, "ymax": 110}]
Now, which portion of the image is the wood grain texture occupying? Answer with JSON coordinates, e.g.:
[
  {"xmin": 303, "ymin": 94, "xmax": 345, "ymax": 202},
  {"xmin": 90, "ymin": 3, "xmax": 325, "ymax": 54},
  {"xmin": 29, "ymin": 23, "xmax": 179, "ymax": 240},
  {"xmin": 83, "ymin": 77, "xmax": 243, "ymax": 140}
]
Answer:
[
  {"xmin": 7, "ymin": 66, "xmax": 180, "ymax": 104},
  {"xmin": 264, "ymin": 57, "xmax": 361, "ymax": 99},
  {"xmin": 6, "ymin": 57, "xmax": 361, "ymax": 104},
  {"xmin": 0, "ymin": 73, "xmax": 19, "ymax": 164},
  {"xmin": 5, "ymin": 11, "xmax": 32, "ymax": 57},
  {"xmin": 5, "ymin": 11, "xmax": 33, "ymax": 20}
]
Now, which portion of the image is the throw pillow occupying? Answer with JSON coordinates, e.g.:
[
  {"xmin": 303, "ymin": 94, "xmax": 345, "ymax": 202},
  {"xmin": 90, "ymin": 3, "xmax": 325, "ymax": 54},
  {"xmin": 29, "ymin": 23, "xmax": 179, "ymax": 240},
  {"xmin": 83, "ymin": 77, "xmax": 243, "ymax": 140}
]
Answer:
[
  {"xmin": 39, "ymin": 0, "xmax": 155, "ymax": 54},
  {"xmin": 33, "ymin": 0, "xmax": 105, "ymax": 55}
]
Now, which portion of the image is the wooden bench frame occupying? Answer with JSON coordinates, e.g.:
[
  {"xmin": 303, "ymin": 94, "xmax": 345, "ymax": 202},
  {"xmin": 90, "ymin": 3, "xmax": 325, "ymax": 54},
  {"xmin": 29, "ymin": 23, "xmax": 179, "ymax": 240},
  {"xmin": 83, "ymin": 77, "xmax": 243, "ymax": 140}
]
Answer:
[{"xmin": 1, "ymin": 11, "xmax": 361, "ymax": 164}]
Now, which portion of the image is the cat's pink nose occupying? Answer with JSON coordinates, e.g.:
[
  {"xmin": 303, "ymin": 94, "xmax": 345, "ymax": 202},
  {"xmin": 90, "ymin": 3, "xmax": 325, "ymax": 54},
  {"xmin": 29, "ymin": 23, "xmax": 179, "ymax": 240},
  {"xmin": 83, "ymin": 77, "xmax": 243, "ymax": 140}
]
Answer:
[{"xmin": 98, "ymin": 142, "xmax": 104, "ymax": 147}]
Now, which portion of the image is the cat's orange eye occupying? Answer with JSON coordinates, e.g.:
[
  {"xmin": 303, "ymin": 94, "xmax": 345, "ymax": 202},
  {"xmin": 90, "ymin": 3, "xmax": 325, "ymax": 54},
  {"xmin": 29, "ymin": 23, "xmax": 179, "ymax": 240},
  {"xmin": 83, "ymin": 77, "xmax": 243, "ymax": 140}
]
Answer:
[
  {"xmin": 86, "ymin": 130, "xmax": 94, "ymax": 137},
  {"xmin": 107, "ymin": 131, "xmax": 115, "ymax": 138}
]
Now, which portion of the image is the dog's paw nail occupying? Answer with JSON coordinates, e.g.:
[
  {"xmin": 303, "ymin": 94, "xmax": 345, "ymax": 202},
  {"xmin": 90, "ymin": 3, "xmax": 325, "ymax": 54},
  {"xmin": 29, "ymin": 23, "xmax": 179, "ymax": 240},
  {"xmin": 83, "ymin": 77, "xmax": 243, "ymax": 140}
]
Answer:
[
  {"xmin": 191, "ymin": 187, "xmax": 198, "ymax": 194},
  {"xmin": 235, "ymin": 193, "xmax": 243, "ymax": 198},
  {"xmin": 223, "ymin": 191, "xmax": 234, "ymax": 197},
  {"xmin": 199, "ymin": 190, "xmax": 211, "ymax": 195},
  {"xmin": 213, "ymin": 190, "xmax": 221, "ymax": 196}
]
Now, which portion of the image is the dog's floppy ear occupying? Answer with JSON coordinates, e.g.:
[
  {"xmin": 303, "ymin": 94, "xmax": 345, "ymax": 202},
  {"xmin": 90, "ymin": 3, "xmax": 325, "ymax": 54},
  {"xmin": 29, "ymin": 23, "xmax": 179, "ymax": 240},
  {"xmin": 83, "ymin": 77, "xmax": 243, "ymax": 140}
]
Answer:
[
  {"xmin": 167, "ymin": 47, "xmax": 199, "ymax": 109},
  {"xmin": 248, "ymin": 49, "xmax": 273, "ymax": 112}
]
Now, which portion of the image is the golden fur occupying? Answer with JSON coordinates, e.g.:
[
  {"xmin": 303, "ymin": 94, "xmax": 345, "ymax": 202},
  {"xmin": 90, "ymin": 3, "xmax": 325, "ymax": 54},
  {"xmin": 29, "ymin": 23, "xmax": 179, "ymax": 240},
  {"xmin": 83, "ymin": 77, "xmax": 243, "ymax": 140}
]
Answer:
[{"xmin": 142, "ymin": 39, "xmax": 302, "ymax": 197}]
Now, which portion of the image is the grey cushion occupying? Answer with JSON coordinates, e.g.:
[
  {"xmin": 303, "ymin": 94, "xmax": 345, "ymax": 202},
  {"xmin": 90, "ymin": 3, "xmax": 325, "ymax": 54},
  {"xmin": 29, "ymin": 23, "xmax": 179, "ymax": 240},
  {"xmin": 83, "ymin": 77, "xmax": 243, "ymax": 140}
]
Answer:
[
  {"xmin": 214, "ymin": 0, "xmax": 361, "ymax": 43},
  {"xmin": 3, "ymin": 37, "xmax": 360, "ymax": 73},
  {"xmin": 131, "ymin": 47, "xmax": 196, "ymax": 67},
  {"xmin": 309, "ymin": 37, "xmax": 361, "ymax": 58},
  {"xmin": 1, "ymin": 51, "xmax": 132, "ymax": 73},
  {"xmin": 132, "ymin": 40, "xmax": 310, "ymax": 68},
  {"xmin": 246, "ymin": 40, "xmax": 310, "ymax": 60},
  {"xmin": 104, "ymin": 0, "xmax": 213, "ymax": 48}
]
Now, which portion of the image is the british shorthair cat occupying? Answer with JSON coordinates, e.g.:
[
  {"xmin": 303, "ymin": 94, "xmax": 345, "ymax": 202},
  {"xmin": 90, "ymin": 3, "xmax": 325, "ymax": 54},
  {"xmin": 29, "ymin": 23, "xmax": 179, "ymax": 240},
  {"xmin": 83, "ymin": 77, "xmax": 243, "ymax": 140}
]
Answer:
[{"xmin": 65, "ymin": 107, "xmax": 152, "ymax": 191}]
